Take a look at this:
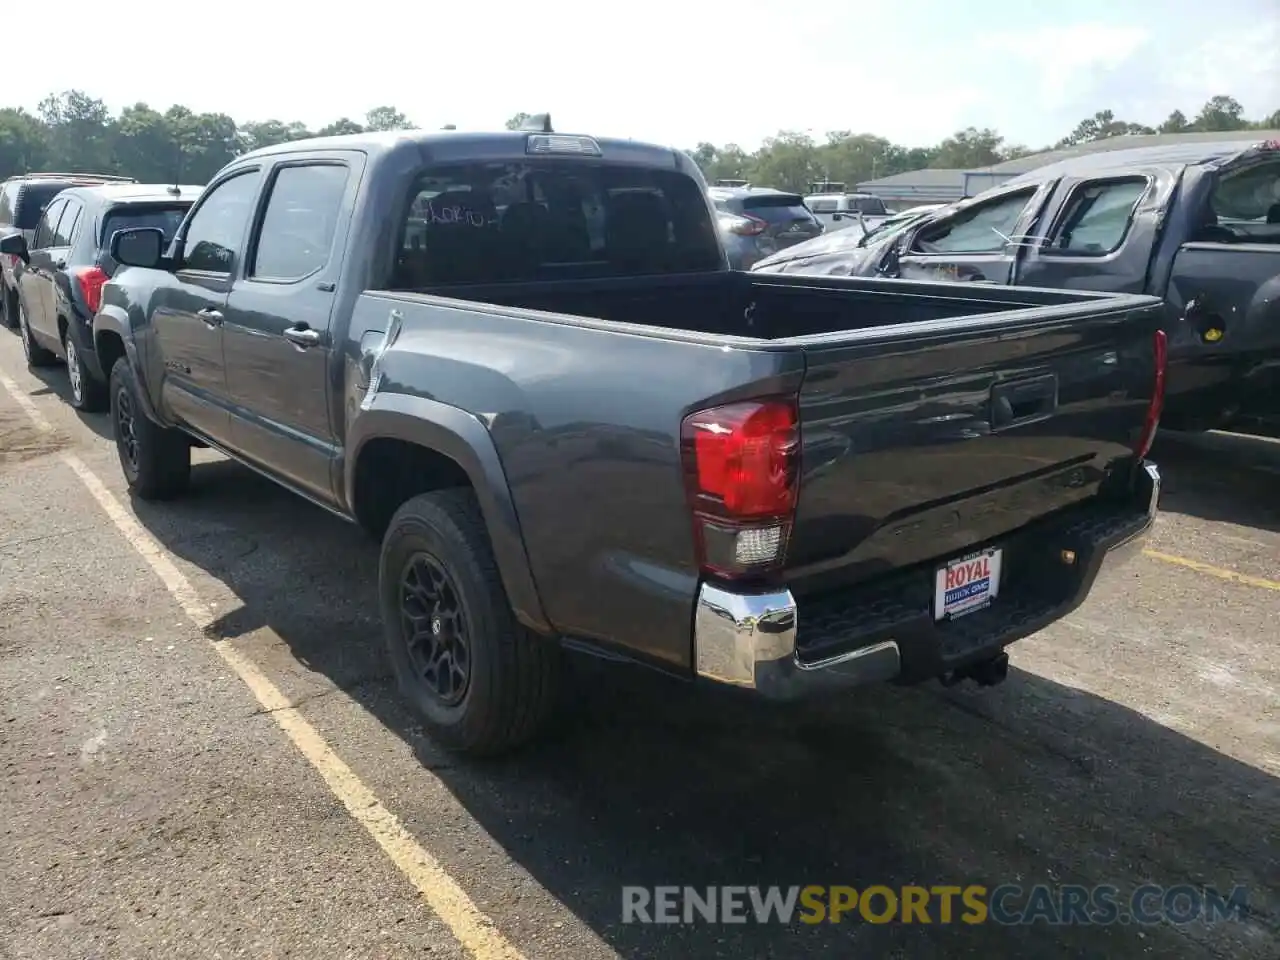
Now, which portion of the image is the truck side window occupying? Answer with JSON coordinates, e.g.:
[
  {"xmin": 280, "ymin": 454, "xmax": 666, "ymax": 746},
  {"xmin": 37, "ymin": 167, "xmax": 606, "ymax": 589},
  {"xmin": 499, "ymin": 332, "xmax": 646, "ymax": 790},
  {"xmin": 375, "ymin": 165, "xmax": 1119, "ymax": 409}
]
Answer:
[
  {"xmin": 911, "ymin": 190, "xmax": 1034, "ymax": 255},
  {"xmin": 251, "ymin": 164, "xmax": 349, "ymax": 281},
  {"xmin": 1047, "ymin": 179, "xmax": 1148, "ymax": 255},
  {"xmin": 180, "ymin": 171, "xmax": 260, "ymax": 275},
  {"xmin": 33, "ymin": 199, "xmax": 66, "ymax": 250}
]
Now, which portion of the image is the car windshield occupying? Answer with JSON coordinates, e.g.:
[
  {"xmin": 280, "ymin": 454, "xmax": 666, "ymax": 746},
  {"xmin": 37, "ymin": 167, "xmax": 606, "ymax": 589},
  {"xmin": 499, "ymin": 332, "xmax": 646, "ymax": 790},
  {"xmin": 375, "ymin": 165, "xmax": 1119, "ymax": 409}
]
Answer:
[{"xmin": 857, "ymin": 210, "xmax": 932, "ymax": 246}]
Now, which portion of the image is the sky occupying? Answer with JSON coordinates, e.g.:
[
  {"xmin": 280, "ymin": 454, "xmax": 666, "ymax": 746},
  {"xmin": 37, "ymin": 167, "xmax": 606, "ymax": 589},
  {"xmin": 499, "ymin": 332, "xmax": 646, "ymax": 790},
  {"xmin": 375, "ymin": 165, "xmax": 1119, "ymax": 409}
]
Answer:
[{"xmin": 14, "ymin": 0, "xmax": 1280, "ymax": 152}]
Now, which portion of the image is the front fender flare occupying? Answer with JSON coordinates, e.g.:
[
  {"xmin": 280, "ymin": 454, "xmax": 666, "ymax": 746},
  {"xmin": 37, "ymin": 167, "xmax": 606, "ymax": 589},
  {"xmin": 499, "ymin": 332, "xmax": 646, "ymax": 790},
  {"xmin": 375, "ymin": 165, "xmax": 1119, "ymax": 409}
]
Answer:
[
  {"xmin": 93, "ymin": 308, "xmax": 163, "ymax": 425},
  {"xmin": 344, "ymin": 392, "xmax": 551, "ymax": 635}
]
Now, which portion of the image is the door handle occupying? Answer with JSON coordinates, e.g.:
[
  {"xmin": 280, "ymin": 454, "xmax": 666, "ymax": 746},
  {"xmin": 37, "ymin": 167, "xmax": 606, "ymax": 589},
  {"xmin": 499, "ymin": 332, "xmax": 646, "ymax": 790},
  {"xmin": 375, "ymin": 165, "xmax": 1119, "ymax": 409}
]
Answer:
[
  {"xmin": 283, "ymin": 324, "xmax": 321, "ymax": 348},
  {"xmin": 197, "ymin": 308, "xmax": 223, "ymax": 327}
]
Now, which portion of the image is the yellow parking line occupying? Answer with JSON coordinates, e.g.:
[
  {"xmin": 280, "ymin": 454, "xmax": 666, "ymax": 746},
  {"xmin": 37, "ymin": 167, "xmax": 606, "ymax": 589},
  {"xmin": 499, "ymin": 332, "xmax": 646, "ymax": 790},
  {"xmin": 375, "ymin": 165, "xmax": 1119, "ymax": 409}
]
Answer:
[
  {"xmin": 0, "ymin": 370, "xmax": 527, "ymax": 960},
  {"xmin": 1143, "ymin": 549, "xmax": 1280, "ymax": 592}
]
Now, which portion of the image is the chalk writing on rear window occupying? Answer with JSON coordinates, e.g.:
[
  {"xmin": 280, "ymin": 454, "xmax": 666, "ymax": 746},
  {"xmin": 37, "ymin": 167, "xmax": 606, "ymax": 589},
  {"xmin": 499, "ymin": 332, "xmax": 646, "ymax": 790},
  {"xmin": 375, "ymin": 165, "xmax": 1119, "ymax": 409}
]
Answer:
[{"xmin": 420, "ymin": 200, "xmax": 490, "ymax": 228}]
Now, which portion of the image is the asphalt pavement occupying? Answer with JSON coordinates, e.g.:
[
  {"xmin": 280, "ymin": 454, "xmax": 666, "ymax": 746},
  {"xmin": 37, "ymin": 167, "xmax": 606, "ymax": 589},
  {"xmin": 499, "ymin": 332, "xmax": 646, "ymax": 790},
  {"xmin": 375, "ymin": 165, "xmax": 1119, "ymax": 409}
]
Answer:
[{"xmin": 1, "ymin": 327, "xmax": 1277, "ymax": 960}]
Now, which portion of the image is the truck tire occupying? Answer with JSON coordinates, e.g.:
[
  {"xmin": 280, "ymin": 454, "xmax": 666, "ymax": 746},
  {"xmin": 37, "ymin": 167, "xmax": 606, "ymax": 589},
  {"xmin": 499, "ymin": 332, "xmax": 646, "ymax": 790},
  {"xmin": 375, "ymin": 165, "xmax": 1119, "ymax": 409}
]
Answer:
[
  {"xmin": 379, "ymin": 489, "xmax": 562, "ymax": 757},
  {"xmin": 109, "ymin": 357, "xmax": 191, "ymax": 500}
]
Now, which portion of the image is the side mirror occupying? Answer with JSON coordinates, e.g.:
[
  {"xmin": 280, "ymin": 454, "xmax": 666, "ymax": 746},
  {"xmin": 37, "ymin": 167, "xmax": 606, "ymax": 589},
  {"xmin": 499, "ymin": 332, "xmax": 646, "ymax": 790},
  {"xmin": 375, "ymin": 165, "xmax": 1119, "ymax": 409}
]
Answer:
[
  {"xmin": 0, "ymin": 232, "xmax": 29, "ymax": 264},
  {"xmin": 110, "ymin": 227, "xmax": 165, "ymax": 269}
]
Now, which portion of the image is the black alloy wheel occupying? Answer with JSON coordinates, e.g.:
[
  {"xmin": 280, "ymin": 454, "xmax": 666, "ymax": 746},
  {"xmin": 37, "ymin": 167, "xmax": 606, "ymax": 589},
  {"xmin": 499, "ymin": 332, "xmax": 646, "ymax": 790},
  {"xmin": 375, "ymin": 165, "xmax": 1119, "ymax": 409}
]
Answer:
[
  {"xmin": 115, "ymin": 379, "xmax": 140, "ymax": 476},
  {"xmin": 400, "ymin": 552, "xmax": 472, "ymax": 706}
]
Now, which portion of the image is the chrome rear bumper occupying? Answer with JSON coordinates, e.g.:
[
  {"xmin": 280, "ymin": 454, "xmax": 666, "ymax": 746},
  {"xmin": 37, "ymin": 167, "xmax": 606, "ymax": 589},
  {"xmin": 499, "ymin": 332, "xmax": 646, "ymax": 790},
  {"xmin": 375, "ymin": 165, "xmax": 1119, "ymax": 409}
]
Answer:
[{"xmin": 693, "ymin": 462, "xmax": 1161, "ymax": 700}]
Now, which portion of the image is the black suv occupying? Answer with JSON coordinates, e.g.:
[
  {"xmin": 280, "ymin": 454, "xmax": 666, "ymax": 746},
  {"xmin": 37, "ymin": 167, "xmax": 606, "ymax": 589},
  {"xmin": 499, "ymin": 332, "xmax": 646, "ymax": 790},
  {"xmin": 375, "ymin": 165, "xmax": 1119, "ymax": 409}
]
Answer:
[
  {"xmin": 0, "ymin": 183, "xmax": 202, "ymax": 410},
  {"xmin": 0, "ymin": 173, "xmax": 137, "ymax": 330}
]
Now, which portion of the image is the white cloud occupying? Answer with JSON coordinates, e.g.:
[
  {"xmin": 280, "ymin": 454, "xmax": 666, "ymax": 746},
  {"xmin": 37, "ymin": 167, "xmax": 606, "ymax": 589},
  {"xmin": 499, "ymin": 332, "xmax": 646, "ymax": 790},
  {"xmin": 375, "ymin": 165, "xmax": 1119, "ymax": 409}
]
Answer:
[
  {"xmin": 1164, "ymin": 21, "xmax": 1280, "ymax": 118},
  {"xmin": 974, "ymin": 24, "xmax": 1150, "ymax": 113}
]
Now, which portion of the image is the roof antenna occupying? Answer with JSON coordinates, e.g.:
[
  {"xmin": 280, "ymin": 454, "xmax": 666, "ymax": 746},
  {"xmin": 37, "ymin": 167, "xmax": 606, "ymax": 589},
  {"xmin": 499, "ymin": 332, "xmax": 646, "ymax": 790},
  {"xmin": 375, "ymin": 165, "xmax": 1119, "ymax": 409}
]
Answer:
[
  {"xmin": 518, "ymin": 113, "xmax": 554, "ymax": 133},
  {"xmin": 171, "ymin": 137, "xmax": 183, "ymax": 197}
]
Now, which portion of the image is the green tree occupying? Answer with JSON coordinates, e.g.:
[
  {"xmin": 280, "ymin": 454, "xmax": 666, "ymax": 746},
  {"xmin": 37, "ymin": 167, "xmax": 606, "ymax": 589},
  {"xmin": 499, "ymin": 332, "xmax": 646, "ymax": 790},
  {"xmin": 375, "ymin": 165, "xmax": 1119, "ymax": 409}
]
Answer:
[
  {"xmin": 317, "ymin": 118, "xmax": 365, "ymax": 137},
  {"xmin": 695, "ymin": 143, "xmax": 752, "ymax": 184},
  {"xmin": 751, "ymin": 131, "xmax": 825, "ymax": 191},
  {"xmin": 238, "ymin": 119, "xmax": 312, "ymax": 154},
  {"xmin": 37, "ymin": 90, "xmax": 115, "ymax": 173},
  {"xmin": 365, "ymin": 106, "xmax": 412, "ymax": 131},
  {"xmin": 165, "ymin": 107, "xmax": 238, "ymax": 182},
  {"xmin": 1159, "ymin": 110, "xmax": 1191, "ymax": 134},
  {"xmin": 818, "ymin": 132, "xmax": 898, "ymax": 186},
  {"xmin": 3, "ymin": 88, "xmax": 1276, "ymax": 193},
  {"xmin": 1192, "ymin": 95, "xmax": 1247, "ymax": 132},
  {"xmin": 931, "ymin": 127, "xmax": 1007, "ymax": 168},
  {"xmin": 1055, "ymin": 110, "xmax": 1155, "ymax": 149},
  {"xmin": 112, "ymin": 103, "xmax": 176, "ymax": 182},
  {"xmin": 0, "ymin": 108, "xmax": 50, "ymax": 177}
]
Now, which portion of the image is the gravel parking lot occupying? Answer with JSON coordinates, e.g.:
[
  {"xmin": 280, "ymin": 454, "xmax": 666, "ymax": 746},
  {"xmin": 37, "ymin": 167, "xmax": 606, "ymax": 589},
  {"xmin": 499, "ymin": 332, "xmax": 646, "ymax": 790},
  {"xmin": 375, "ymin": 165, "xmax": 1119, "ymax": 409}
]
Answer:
[{"xmin": 1, "ymin": 330, "xmax": 1277, "ymax": 960}]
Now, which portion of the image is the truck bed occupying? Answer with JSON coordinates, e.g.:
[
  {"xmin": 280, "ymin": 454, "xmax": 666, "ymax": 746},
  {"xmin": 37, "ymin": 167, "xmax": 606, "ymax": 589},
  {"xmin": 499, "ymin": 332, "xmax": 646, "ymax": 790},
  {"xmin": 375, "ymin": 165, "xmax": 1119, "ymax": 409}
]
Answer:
[
  {"xmin": 409, "ymin": 270, "xmax": 1116, "ymax": 340},
  {"xmin": 359, "ymin": 272, "xmax": 1164, "ymax": 673}
]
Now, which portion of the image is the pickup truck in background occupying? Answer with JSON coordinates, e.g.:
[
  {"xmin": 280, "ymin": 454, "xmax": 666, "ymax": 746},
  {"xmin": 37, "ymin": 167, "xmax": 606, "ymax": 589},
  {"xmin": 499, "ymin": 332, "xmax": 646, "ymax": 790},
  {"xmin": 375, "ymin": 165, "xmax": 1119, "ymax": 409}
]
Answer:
[
  {"xmin": 755, "ymin": 138, "xmax": 1280, "ymax": 435},
  {"xmin": 94, "ymin": 120, "xmax": 1166, "ymax": 756},
  {"xmin": 803, "ymin": 190, "xmax": 891, "ymax": 234}
]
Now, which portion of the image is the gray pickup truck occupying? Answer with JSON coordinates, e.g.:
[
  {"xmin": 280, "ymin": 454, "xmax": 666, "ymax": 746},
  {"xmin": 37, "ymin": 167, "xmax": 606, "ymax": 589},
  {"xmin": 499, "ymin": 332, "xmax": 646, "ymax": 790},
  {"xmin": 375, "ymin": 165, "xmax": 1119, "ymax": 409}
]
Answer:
[
  {"xmin": 756, "ymin": 138, "xmax": 1280, "ymax": 435},
  {"xmin": 90, "ymin": 120, "xmax": 1165, "ymax": 755}
]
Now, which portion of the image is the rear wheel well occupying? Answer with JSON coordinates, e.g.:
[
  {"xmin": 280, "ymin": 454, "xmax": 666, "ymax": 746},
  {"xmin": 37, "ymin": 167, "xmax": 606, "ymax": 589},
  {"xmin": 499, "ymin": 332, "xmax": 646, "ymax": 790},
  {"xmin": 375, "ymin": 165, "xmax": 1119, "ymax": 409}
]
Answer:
[
  {"xmin": 353, "ymin": 438, "xmax": 473, "ymax": 539},
  {"xmin": 57, "ymin": 314, "xmax": 68, "ymax": 344},
  {"xmin": 95, "ymin": 330, "xmax": 127, "ymax": 382}
]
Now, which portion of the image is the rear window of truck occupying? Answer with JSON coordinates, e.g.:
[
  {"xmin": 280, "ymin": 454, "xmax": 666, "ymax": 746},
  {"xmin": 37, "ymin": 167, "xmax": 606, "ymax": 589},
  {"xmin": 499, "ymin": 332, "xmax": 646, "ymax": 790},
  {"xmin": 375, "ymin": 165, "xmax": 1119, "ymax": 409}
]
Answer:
[{"xmin": 390, "ymin": 161, "xmax": 722, "ymax": 286}]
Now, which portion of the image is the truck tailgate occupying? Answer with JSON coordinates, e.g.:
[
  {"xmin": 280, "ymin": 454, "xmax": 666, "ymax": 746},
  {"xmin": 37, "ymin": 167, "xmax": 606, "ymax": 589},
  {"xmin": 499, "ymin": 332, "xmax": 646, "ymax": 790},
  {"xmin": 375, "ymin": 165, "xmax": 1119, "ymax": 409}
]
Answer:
[{"xmin": 784, "ymin": 295, "xmax": 1163, "ymax": 603}]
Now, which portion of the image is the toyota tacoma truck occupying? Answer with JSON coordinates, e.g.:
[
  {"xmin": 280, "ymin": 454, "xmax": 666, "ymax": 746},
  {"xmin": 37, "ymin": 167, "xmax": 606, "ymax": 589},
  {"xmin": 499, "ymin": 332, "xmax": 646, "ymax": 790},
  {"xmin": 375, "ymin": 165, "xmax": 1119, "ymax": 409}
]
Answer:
[{"xmin": 92, "ymin": 118, "xmax": 1166, "ymax": 756}]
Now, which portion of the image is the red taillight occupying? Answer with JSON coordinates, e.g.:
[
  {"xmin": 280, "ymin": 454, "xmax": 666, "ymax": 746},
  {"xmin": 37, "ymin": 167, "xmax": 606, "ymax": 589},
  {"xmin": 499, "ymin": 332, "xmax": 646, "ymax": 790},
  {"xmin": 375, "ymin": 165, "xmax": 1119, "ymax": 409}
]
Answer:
[
  {"xmin": 728, "ymin": 214, "xmax": 768, "ymax": 237},
  {"xmin": 1134, "ymin": 329, "xmax": 1167, "ymax": 460},
  {"xmin": 680, "ymin": 397, "xmax": 800, "ymax": 578},
  {"xmin": 75, "ymin": 265, "xmax": 109, "ymax": 315}
]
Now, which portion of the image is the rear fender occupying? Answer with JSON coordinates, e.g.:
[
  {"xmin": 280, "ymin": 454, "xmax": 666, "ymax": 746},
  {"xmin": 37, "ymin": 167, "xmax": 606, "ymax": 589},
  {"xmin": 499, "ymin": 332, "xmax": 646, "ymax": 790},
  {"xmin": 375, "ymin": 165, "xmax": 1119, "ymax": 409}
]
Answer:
[{"xmin": 344, "ymin": 391, "xmax": 551, "ymax": 634}]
